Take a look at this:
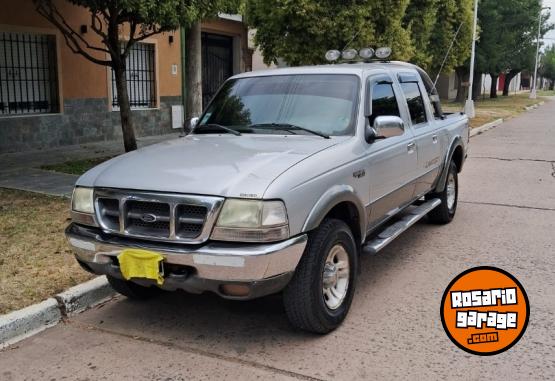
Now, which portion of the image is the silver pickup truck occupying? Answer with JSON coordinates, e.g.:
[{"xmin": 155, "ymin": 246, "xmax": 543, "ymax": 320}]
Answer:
[{"xmin": 66, "ymin": 60, "xmax": 468, "ymax": 333}]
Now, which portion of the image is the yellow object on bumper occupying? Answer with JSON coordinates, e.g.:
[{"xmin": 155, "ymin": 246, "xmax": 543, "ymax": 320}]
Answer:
[{"xmin": 118, "ymin": 249, "xmax": 165, "ymax": 286}]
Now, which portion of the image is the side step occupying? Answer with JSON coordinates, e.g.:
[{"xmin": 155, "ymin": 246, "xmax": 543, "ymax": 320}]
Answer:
[{"xmin": 362, "ymin": 198, "xmax": 441, "ymax": 255}]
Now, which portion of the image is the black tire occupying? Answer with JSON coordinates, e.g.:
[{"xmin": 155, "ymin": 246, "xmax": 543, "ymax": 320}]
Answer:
[
  {"xmin": 427, "ymin": 160, "xmax": 458, "ymax": 224},
  {"xmin": 283, "ymin": 218, "xmax": 358, "ymax": 334},
  {"xmin": 107, "ymin": 275, "xmax": 161, "ymax": 300}
]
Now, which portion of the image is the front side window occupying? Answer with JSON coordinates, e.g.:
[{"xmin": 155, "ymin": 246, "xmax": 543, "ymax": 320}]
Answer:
[
  {"xmin": 369, "ymin": 82, "xmax": 400, "ymax": 125},
  {"xmin": 401, "ymin": 82, "xmax": 427, "ymax": 126},
  {"xmin": 197, "ymin": 74, "xmax": 359, "ymax": 137},
  {"xmin": 111, "ymin": 42, "xmax": 156, "ymax": 110},
  {"xmin": 0, "ymin": 31, "xmax": 59, "ymax": 116}
]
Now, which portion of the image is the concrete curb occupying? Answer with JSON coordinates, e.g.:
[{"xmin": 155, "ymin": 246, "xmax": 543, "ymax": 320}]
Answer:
[
  {"xmin": 525, "ymin": 101, "xmax": 545, "ymax": 111},
  {"xmin": 470, "ymin": 118, "xmax": 504, "ymax": 138},
  {"xmin": 0, "ymin": 298, "xmax": 61, "ymax": 349},
  {"xmin": 55, "ymin": 276, "xmax": 115, "ymax": 316},
  {"xmin": 0, "ymin": 276, "xmax": 115, "ymax": 348}
]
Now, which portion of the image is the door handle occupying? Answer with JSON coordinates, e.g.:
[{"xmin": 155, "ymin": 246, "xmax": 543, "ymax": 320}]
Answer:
[
  {"xmin": 432, "ymin": 135, "xmax": 438, "ymax": 144},
  {"xmin": 407, "ymin": 142, "xmax": 416, "ymax": 154}
]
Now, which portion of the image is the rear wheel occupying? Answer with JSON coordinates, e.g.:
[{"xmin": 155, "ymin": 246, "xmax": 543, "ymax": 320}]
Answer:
[
  {"xmin": 283, "ymin": 218, "xmax": 358, "ymax": 334},
  {"xmin": 427, "ymin": 160, "xmax": 458, "ymax": 224},
  {"xmin": 107, "ymin": 275, "xmax": 161, "ymax": 300}
]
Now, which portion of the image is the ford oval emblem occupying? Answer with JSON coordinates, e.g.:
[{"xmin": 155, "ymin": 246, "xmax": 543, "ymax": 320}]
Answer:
[{"xmin": 140, "ymin": 213, "xmax": 157, "ymax": 223}]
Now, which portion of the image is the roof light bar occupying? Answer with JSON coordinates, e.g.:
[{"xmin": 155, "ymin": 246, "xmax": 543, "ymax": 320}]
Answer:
[
  {"xmin": 375, "ymin": 47, "xmax": 392, "ymax": 60},
  {"xmin": 325, "ymin": 47, "xmax": 392, "ymax": 62},
  {"xmin": 325, "ymin": 50, "xmax": 341, "ymax": 62},
  {"xmin": 359, "ymin": 48, "xmax": 375, "ymax": 59},
  {"xmin": 342, "ymin": 49, "xmax": 358, "ymax": 60}
]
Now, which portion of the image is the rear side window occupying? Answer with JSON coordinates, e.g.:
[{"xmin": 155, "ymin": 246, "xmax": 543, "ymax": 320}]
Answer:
[
  {"xmin": 401, "ymin": 82, "xmax": 427, "ymax": 125},
  {"xmin": 370, "ymin": 82, "xmax": 400, "ymax": 125}
]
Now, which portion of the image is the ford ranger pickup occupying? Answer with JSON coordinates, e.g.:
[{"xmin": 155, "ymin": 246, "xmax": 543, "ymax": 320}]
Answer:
[{"xmin": 66, "ymin": 59, "xmax": 469, "ymax": 333}]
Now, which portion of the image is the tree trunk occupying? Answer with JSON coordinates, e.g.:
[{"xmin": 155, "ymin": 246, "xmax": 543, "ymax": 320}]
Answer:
[
  {"xmin": 113, "ymin": 64, "xmax": 137, "ymax": 152},
  {"xmin": 490, "ymin": 74, "xmax": 498, "ymax": 98},
  {"xmin": 455, "ymin": 66, "xmax": 468, "ymax": 103},
  {"xmin": 472, "ymin": 71, "xmax": 482, "ymax": 100},
  {"xmin": 185, "ymin": 22, "xmax": 203, "ymax": 121},
  {"xmin": 503, "ymin": 70, "xmax": 520, "ymax": 96}
]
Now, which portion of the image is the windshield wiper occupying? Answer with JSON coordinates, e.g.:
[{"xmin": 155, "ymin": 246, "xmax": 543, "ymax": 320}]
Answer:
[
  {"xmin": 195, "ymin": 123, "xmax": 242, "ymax": 136},
  {"xmin": 248, "ymin": 123, "xmax": 330, "ymax": 139}
]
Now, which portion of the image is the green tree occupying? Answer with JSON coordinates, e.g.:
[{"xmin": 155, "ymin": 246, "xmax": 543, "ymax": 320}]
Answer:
[
  {"xmin": 472, "ymin": 0, "xmax": 553, "ymax": 98},
  {"xmin": 34, "ymin": 0, "xmax": 240, "ymax": 152},
  {"xmin": 540, "ymin": 45, "xmax": 555, "ymax": 90},
  {"xmin": 405, "ymin": 0, "xmax": 473, "ymax": 76},
  {"xmin": 474, "ymin": 0, "xmax": 505, "ymax": 98},
  {"xmin": 247, "ymin": 0, "xmax": 413, "ymax": 66},
  {"xmin": 404, "ymin": 0, "xmax": 438, "ymax": 69}
]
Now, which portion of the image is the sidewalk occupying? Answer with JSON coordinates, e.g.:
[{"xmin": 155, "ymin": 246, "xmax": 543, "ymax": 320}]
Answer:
[{"xmin": 0, "ymin": 133, "xmax": 180, "ymax": 198}]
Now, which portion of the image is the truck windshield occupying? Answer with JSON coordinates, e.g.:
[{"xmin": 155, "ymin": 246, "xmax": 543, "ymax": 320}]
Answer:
[{"xmin": 196, "ymin": 74, "xmax": 359, "ymax": 137}]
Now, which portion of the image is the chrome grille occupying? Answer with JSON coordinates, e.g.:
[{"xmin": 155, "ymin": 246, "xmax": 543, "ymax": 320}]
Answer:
[
  {"xmin": 97, "ymin": 198, "xmax": 120, "ymax": 231},
  {"xmin": 176, "ymin": 204, "xmax": 208, "ymax": 239},
  {"xmin": 126, "ymin": 201, "xmax": 171, "ymax": 238},
  {"xmin": 94, "ymin": 189, "xmax": 224, "ymax": 244}
]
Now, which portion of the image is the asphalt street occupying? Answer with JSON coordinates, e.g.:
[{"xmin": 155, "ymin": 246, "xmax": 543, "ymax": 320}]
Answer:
[{"xmin": 1, "ymin": 101, "xmax": 554, "ymax": 381}]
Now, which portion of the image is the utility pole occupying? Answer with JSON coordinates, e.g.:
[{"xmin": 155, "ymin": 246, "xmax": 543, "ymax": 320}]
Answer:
[
  {"xmin": 530, "ymin": 5, "xmax": 551, "ymax": 99},
  {"xmin": 465, "ymin": 0, "xmax": 479, "ymax": 118}
]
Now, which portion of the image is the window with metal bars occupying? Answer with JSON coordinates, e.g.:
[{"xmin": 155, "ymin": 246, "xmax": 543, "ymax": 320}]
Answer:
[
  {"xmin": 0, "ymin": 31, "xmax": 60, "ymax": 116},
  {"xmin": 111, "ymin": 42, "xmax": 156, "ymax": 110}
]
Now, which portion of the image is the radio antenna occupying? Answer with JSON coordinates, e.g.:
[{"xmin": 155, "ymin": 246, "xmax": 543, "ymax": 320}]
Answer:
[
  {"xmin": 341, "ymin": 24, "xmax": 365, "ymax": 51},
  {"xmin": 432, "ymin": 22, "xmax": 465, "ymax": 90}
]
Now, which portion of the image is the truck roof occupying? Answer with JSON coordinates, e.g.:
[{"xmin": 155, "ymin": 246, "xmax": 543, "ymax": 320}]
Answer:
[{"xmin": 233, "ymin": 61, "xmax": 420, "ymax": 79}]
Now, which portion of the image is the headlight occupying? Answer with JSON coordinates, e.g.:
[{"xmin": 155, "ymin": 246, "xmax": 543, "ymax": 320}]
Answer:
[
  {"xmin": 71, "ymin": 187, "xmax": 94, "ymax": 214},
  {"xmin": 211, "ymin": 200, "xmax": 289, "ymax": 242}
]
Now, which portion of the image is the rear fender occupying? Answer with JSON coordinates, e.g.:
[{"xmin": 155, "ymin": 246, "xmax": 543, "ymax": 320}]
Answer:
[{"xmin": 433, "ymin": 136, "xmax": 463, "ymax": 193}]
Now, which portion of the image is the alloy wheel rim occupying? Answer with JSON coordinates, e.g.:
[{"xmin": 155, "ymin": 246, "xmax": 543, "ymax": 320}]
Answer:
[
  {"xmin": 322, "ymin": 244, "xmax": 350, "ymax": 310},
  {"xmin": 447, "ymin": 173, "xmax": 456, "ymax": 210}
]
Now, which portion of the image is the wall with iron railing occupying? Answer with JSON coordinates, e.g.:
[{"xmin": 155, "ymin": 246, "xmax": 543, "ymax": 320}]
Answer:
[{"xmin": 0, "ymin": 31, "xmax": 59, "ymax": 115}]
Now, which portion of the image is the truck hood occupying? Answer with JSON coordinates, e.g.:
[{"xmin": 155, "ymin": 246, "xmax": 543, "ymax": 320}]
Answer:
[{"xmin": 78, "ymin": 134, "xmax": 343, "ymax": 198}]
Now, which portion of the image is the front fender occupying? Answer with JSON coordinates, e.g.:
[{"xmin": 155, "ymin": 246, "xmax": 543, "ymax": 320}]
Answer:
[{"xmin": 302, "ymin": 185, "xmax": 367, "ymax": 243}]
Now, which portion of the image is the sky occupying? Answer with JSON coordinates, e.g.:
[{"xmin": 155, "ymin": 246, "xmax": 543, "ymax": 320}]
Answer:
[{"xmin": 545, "ymin": 0, "xmax": 555, "ymax": 47}]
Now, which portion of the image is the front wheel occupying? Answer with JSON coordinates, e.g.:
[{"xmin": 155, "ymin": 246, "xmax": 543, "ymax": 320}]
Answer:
[
  {"xmin": 427, "ymin": 160, "xmax": 458, "ymax": 224},
  {"xmin": 283, "ymin": 219, "xmax": 358, "ymax": 334}
]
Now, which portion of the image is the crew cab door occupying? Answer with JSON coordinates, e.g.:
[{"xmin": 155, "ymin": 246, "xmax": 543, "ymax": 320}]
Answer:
[
  {"xmin": 364, "ymin": 74, "xmax": 418, "ymax": 230},
  {"xmin": 398, "ymin": 73, "xmax": 442, "ymax": 196}
]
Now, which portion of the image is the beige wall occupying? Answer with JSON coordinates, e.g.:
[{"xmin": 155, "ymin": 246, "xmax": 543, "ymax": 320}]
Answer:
[
  {"xmin": 0, "ymin": 0, "xmax": 182, "ymax": 102},
  {"xmin": 252, "ymin": 48, "xmax": 275, "ymax": 71}
]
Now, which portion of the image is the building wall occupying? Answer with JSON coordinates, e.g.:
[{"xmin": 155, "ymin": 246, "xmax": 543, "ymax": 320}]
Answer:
[
  {"xmin": 0, "ymin": 0, "xmax": 182, "ymax": 153},
  {"xmin": 437, "ymin": 71, "xmax": 524, "ymax": 101},
  {"xmin": 480, "ymin": 73, "xmax": 522, "ymax": 96},
  {"xmin": 436, "ymin": 73, "xmax": 458, "ymax": 101}
]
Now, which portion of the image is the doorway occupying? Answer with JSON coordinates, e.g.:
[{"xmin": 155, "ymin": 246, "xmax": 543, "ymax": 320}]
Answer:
[{"xmin": 201, "ymin": 32, "xmax": 233, "ymax": 109}]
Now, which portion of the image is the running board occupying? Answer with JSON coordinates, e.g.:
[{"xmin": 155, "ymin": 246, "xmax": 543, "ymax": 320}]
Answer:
[{"xmin": 362, "ymin": 198, "xmax": 441, "ymax": 255}]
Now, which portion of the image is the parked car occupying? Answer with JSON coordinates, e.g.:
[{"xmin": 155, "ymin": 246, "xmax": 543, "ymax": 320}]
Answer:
[{"xmin": 66, "ymin": 59, "xmax": 468, "ymax": 333}]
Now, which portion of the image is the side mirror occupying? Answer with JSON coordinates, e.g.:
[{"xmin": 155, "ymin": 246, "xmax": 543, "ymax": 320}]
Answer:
[
  {"xmin": 184, "ymin": 117, "xmax": 199, "ymax": 134},
  {"xmin": 365, "ymin": 116, "xmax": 405, "ymax": 143}
]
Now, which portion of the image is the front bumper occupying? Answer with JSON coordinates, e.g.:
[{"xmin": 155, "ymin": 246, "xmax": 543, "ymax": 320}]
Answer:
[{"xmin": 65, "ymin": 224, "xmax": 307, "ymax": 300}]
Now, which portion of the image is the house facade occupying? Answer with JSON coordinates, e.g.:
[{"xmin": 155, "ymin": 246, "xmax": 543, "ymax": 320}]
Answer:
[{"xmin": 0, "ymin": 1, "xmax": 252, "ymax": 154}]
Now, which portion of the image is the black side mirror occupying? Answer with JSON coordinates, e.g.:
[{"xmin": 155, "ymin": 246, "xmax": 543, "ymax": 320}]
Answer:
[
  {"xmin": 365, "ymin": 125, "xmax": 381, "ymax": 143},
  {"xmin": 184, "ymin": 117, "xmax": 199, "ymax": 134}
]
